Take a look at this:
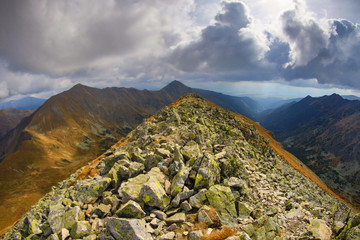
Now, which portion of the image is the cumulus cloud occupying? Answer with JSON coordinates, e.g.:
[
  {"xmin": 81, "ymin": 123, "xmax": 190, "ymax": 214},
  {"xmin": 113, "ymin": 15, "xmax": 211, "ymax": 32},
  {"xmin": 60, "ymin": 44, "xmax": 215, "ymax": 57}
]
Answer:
[
  {"xmin": 281, "ymin": 1, "xmax": 329, "ymax": 67},
  {"xmin": 170, "ymin": 1, "xmax": 271, "ymax": 79},
  {"xmin": 281, "ymin": 12, "xmax": 360, "ymax": 88}
]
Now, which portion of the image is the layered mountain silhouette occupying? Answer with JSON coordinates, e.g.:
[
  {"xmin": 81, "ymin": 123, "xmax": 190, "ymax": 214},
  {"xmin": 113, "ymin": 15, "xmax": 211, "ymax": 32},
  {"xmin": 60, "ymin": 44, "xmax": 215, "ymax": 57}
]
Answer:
[
  {"xmin": 0, "ymin": 109, "xmax": 34, "ymax": 138},
  {"xmin": 259, "ymin": 94, "xmax": 360, "ymax": 209},
  {"xmin": 4, "ymin": 94, "xmax": 357, "ymax": 240},
  {"xmin": 0, "ymin": 97, "xmax": 46, "ymax": 110},
  {"xmin": 0, "ymin": 81, "xmax": 260, "ymax": 234}
]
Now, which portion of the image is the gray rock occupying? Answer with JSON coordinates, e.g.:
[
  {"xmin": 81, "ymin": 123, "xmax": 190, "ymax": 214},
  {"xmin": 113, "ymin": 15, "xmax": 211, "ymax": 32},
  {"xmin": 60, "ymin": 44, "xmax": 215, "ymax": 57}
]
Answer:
[
  {"xmin": 140, "ymin": 177, "xmax": 170, "ymax": 210},
  {"xmin": 189, "ymin": 189, "xmax": 207, "ymax": 209},
  {"xmin": 159, "ymin": 231, "xmax": 176, "ymax": 240},
  {"xmin": 152, "ymin": 210, "xmax": 167, "ymax": 221},
  {"xmin": 224, "ymin": 177, "xmax": 244, "ymax": 189},
  {"xmin": 197, "ymin": 210, "xmax": 213, "ymax": 226},
  {"xmin": 188, "ymin": 230, "xmax": 203, "ymax": 240},
  {"xmin": 170, "ymin": 166, "xmax": 190, "ymax": 196},
  {"xmin": 48, "ymin": 204, "xmax": 81, "ymax": 233},
  {"xmin": 70, "ymin": 221, "xmax": 91, "ymax": 239},
  {"xmin": 206, "ymin": 185, "xmax": 237, "ymax": 226},
  {"xmin": 115, "ymin": 200, "xmax": 146, "ymax": 219},
  {"xmin": 308, "ymin": 219, "xmax": 332, "ymax": 240},
  {"xmin": 180, "ymin": 201, "xmax": 192, "ymax": 212},
  {"xmin": 106, "ymin": 217, "xmax": 153, "ymax": 240},
  {"xmin": 166, "ymin": 212, "xmax": 186, "ymax": 224},
  {"xmin": 237, "ymin": 202, "xmax": 253, "ymax": 218},
  {"xmin": 71, "ymin": 177, "xmax": 111, "ymax": 204},
  {"xmin": 93, "ymin": 203, "xmax": 111, "ymax": 218}
]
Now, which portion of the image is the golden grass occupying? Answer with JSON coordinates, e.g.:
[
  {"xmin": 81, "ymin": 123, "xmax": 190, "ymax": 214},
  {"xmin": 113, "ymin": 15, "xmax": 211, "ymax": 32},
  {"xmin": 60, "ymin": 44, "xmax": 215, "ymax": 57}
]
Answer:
[{"xmin": 201, "ymin": 225, "xmax": 236, "ymax": 240}]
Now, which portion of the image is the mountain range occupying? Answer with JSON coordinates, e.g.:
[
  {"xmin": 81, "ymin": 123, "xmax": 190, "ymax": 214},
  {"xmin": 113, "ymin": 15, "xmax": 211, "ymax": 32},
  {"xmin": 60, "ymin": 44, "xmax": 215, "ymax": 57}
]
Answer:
[
  {"xmin": 0, "ymin": 80, "xmax": 261, "ymax": 235},
  {"xmin": 3, "ymin": 94, "xmax": 357, "ymax": 240},
  {"xmin": 0, "ymin": 80, "xmax": 359, "ymax": 237},
  {"xmin": 0, "ymin": 97, "xmax": 46, "ymax": 110},
  {"xmin": 259, "ymin": 94, "xmax": 360, "ymax": 209}
]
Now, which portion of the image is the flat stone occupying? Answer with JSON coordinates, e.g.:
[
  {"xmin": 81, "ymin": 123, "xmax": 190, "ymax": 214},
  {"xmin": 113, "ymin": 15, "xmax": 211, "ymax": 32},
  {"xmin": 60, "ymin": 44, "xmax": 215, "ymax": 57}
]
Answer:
[{"xmin": 166, "ymin": 212, "xmax": 186, "ymax": 224}]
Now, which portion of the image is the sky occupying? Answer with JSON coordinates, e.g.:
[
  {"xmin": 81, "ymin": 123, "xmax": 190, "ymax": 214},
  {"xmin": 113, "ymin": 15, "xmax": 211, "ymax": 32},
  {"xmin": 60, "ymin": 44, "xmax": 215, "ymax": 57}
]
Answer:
[{"xmin": 0, "ymin": 0, "xmax": 360, "ymax": 101}]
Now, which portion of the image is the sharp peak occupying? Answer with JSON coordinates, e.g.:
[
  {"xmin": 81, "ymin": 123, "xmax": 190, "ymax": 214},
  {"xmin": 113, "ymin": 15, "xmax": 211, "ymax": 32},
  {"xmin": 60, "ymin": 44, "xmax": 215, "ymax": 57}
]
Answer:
[{"xmin": 161, "ymin": 80, "xmax": 190, "ymax": 89}]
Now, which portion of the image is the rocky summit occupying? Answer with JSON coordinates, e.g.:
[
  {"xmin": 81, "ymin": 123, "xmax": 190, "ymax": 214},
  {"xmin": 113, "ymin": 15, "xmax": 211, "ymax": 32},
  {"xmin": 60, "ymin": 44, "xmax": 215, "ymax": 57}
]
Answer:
[{"xmin": 3, "ymin": 94, "xmax": 359, "ymax": 240}]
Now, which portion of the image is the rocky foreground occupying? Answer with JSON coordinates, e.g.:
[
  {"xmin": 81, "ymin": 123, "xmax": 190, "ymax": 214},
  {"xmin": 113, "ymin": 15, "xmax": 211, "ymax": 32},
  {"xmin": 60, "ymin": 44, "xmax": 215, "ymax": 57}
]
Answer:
[{"xmin": 3, "ymin": 94, "xmax": 359, "ymax": 240}]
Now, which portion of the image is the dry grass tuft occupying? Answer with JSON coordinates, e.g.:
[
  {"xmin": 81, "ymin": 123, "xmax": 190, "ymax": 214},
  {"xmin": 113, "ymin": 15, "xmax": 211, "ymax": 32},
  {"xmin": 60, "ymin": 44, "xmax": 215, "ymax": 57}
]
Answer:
[{"xmin": 201, "ymin": 225, "xmax": 236, "ymax": 240}]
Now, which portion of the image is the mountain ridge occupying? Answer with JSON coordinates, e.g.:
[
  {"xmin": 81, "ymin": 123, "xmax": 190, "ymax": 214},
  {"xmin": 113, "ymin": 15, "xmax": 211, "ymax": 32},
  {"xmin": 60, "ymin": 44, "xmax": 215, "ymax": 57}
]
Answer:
[
  {"xmin": 0, "ymin": 81, "xmax": 259, "ymax": 235},
  {"xmin": 3, "ymin": 94, "xmax": 358, "ymax": 240}
]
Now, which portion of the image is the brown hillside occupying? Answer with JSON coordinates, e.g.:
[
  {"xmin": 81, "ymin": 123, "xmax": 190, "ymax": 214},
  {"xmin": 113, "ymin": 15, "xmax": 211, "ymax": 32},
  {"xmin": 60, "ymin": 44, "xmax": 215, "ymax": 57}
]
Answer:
[{"xmin": 0, "ymin": 109, "xmax": 33, "ymax": 138}]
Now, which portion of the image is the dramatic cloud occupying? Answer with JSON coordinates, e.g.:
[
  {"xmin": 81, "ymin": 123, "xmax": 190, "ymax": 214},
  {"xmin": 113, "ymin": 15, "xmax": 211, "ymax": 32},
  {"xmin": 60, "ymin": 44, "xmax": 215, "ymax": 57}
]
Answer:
[
  {"xmin": 0, "ymin": 0, "xmax": 194, "ymax": 76},
  {"xmin": 170, "ymin": 1, "xmax": 271, "ymax": 79},
  {"xmin": 280, "ymin": 1, "xmax": 360, "ymax": 89},
  {"xmin": 0, "ymin": 0, "xmax": 360, "ymax": 99},
  {"xmin": 281, "ymin": 1, "xmax": 329, "ymax": 67}
]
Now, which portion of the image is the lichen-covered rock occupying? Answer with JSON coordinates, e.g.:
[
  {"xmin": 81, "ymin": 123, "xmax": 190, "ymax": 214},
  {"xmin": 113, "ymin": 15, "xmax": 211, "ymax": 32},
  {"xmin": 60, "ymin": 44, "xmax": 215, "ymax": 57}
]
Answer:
[
  {"xmin": 140, "ymin": 177, "xmax": 170, "ymax": 210},
  {"xmin": 106, "ymin": 217, "xmax": 152, "ymax": 240},
  {"xmin": 115, "ymin": 200, "xmax": 146, "ymax": 219},
  {"xmin": 165, "ymin": 212, "xmax": 186, "ymax": 224},
  {"xmin": 71, "ymin": 177, "xmax": 111, "ymax": 204},
  {"xmin": 205, "ymin": 185, "xmax": 237, "ymax": 226},
  {"xmin": 24, "ymin": 215, "xmax": 42, "ymax": 235},
  {"xmin": 237, "ymin": 202, "xmax": 253, "ymax": 218},
  {"xmin": 189, "ymin": 189, "xmax": 208, "ymax": 209},
  {"xmin": 182, "ymin": 140, "xmax": 201, "ymax": 162},
  {"xmin": 308, "ymin": 219, "xmax": 332, "ymax": 240},
  {"xmin": 48, "ymin": 204, "xmax": 81, "ymax": 233},
  {"xmin": 194, "ymin": 153, "xmax": 221, "ymax": 189},
  {"xmin": 93, "ymin": 203, "xmax": 111, "ymax": 218},
  {"xmin": 70, "ymin": 221, "xmax": 91, "ymax": 238},
  {"xmin": 119, "ymin": 167, "xmax": 166, "ymax": 203},
  {"xmin": 170, "ymin": 166, "xmax": 190, "ymax": 196}
]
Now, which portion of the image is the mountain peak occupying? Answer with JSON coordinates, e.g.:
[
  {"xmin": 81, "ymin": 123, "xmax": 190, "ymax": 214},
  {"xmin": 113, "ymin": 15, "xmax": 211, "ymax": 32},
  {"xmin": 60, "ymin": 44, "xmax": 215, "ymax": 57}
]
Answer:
[
  {"xmin": 4, "ymin": 93, "xmax": 356, "ymax": 240},
  {"xmin": 161, "ymin": 80, "xmax": 190, "ymax": 91}
]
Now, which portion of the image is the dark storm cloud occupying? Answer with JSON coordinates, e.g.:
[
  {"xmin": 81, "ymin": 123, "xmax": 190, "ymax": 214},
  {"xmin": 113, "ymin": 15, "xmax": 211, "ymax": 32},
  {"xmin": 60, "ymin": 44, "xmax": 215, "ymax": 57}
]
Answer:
[{"xmin": 171, "ymin": 1, "xmax": 271, "ymax": 79}]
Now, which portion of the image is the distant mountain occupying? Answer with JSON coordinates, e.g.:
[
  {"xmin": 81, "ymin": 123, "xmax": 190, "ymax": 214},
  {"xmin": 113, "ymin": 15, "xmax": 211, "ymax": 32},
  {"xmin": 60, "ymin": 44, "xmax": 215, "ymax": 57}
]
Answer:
[
  {"xmin": 0, "ymin": 80, "xmax": 259, "ymax": 234},
  {"xmin": 253, "ymin": 97, "xmax": 302, "ymax": 110},
  {"xmin": 0, "ymin": 97, "xmax": 46, "ymax": 110},
  {"xmin": 342, "ymin": 95, "xmax": 360, "ymax": 101},
  {"xmin": 259, "ymin": 93, "xmax": 360, "ymax": 208},
  {"xmin": 0, "ymin": 109, "xmax": 34, "ymax": 138},
  {"xmin": 161, "ymin": 80, "xmax": 261, "ymax": 118}
]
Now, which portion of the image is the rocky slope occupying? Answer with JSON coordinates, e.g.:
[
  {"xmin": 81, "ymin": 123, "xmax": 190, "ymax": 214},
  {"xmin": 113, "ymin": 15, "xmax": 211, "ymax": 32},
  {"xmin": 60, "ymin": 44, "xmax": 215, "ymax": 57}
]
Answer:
[
  {"xmin": 3, "ymin": 94, "xmax": 358, "ymax": 240},
  {"xmin": 0, "ymin": 81, "xmax": 260, "ymax": 235},
  {"xmin": 259, "ymin": 94, "xmax": 360, "ymax": 210}
]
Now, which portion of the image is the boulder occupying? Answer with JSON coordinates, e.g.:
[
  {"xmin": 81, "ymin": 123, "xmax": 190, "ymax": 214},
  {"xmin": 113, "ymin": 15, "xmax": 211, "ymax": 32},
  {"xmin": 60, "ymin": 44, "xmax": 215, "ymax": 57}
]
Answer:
[
  {"xmin": 71, "ymin": 177, "xmax": 111, "ymax": 204},
  {"xmin": 115, "ymin": 200, "xmax": 146, "ymax": 219},
  {"xmin": 70, "ymin": 221, "xmax": 91, "ymax": 239},
  {"xmin": 194, "ymin": 153, "xmax": 221, "ymax": 189},
  {"xmin": 205, "ymin": 185, "xmax": 237, "ymax": 226},
  {"xmin": 308, "ymin": 219, "xmax": 332, "ymax": 240},
  {"xmin": 140, "ymin": 177, "xmax": 170, "ymax": 210},
  {"xmin": 170, "ymin": 166, "xmax": 190, "ymax": 196},
  {"xmin": 119, "ymin": 167, "xmax": 166, "ymax": 203},
  {"xmin": 48, "ymin": 204, "xmax": 81, "ymax": 233},
  {"xmin": 189, "ymin": 189, "xmax": 207, "ymax": 209},
  {"xmin": 106, "ymin": 217, "xmax": 152, "ymax": 240}
]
